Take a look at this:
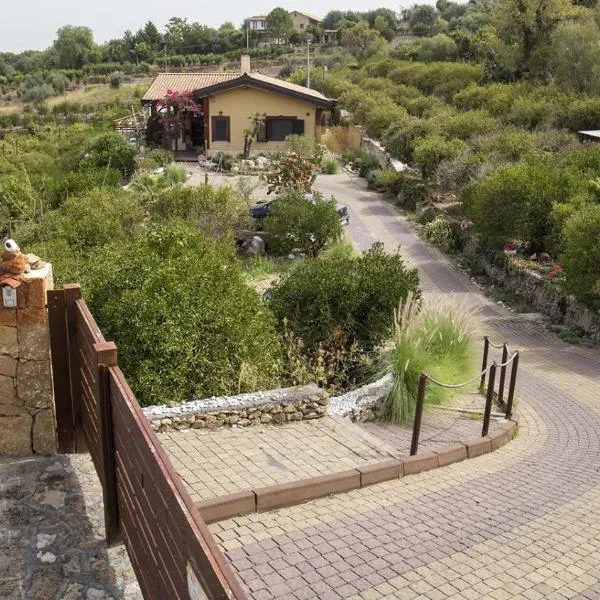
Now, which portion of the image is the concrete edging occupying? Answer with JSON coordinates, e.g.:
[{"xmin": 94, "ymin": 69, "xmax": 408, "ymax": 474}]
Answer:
[{"xmin": 196, "ymin": 414, "xmax": 520, "ymax": 524}]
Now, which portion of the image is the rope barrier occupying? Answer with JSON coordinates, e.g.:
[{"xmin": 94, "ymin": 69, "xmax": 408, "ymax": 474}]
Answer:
[{"xmin": 425, "ymin": 351, "xmax": 518, "ymax": 389}]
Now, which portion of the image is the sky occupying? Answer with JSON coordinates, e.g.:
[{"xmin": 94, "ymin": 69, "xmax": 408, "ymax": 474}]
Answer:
[{"xmin": 1, "ymin": 0, "xmax": 411, "ymax": 53}]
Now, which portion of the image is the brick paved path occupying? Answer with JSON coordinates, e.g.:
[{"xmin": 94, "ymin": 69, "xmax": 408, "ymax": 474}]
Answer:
[
  {"xmin": 207, "ymin": 175, "xmax": 600, "ymax": 599},
  {"xmin": 160, "ymin": 399, "xmax": 497, "ymax": 502}
]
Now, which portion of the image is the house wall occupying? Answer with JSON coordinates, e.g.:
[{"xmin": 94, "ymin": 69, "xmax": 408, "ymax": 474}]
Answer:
[
  {"xmin": 208, "ymin": 86, "xmax": 318, "ymax": 154},
  {"xmin": 290, "ymin": 12, "xmax": 318, "ymax": 31}
]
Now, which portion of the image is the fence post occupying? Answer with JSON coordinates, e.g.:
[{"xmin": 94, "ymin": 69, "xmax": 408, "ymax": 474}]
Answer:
[
  {"xmin": 63, "ymin": 284, "xmax": 84, "ymax": 452},
  {"xmin": 47, "ymin": 289, "xmax": 76, "ymax": 453},
  {"xmin": 480, "ymin": 336, "xmax": 489, "ymax": 390},
  {"xmin": 497, "ymin": 345, "xmax": 508, "ymax": 406},
  {"xmin": 482, "ymin": 363, "xmax": 496, "ymax": 437},
  {"xmin": 410, "ymin": 373, "xmax": 428, "ymax": 456},
  {"xmin": 505, "ymin": 352, "xmax": 519, "ymax": 420},
  {"xmin": 95, "ymin": 341, "xmax": 121, "ymax": 547}
]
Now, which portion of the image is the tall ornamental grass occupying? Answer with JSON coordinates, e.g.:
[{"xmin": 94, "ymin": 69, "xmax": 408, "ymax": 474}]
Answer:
[{"xmin": 383, "ymin": 293, "xmax": 477, "ymax": 423}]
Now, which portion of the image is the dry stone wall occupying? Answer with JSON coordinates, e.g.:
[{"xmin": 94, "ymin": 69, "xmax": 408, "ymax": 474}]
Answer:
[
  {"xmin": 144, "ymin": 384, "xmax": 329, "ymax": 432},
  {"xmin": 0, "ymin": 265, "xmax": 56, "ymax": 456}
]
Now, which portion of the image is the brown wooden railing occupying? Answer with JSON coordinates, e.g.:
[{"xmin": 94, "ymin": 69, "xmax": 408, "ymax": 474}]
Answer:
[{"xmin": 48, "ymin": 284, "xmax": 246, "ymax": 600}]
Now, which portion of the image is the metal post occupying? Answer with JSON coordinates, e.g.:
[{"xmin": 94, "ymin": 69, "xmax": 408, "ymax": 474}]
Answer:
[
  {"xmin": 497, "ymin": 344, "xmax": 508, "ymax": 406},
  {"xmin": 482, "ymin": 363, "xmax": 496, "ymax": 437},
  {"xmin": 306, "ymin": 40, "xmax": 311, "ymax": 89},
  {"xmin": 410, "ymin": 373, "xmax": 428, "ymax": 456},
  {"xmin": 505, "ymin": 353, "xmax": 519, "ymax": 419},
  {"xmin": 480, "ymin": 336, "xmax": 489, "ymax": 390}
]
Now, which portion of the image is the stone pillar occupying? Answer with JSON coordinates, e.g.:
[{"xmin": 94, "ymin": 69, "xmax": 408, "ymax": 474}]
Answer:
[{"xmin": 0, "ymin": 264, "xmax": 56, "ymax": 456}]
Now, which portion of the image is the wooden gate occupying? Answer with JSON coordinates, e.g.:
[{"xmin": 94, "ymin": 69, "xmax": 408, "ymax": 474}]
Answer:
[{"xmin": 48, "ymin": 284, "xmax": 246, "ymax": 600}]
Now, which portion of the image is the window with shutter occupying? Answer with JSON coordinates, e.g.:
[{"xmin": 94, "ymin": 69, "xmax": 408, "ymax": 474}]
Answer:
[
  {"xmin": 211, "ymin": 116, "xmax": 230, "ymax": 142},
  {"xmin": 264, "ymin": 118, "xmax": 304, "ymax": 142}
]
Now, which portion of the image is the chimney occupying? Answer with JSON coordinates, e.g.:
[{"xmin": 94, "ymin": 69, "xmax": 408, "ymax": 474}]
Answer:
[{"xmin": 241, "ymin": 54, "xmax": 251, "ymax": 73}]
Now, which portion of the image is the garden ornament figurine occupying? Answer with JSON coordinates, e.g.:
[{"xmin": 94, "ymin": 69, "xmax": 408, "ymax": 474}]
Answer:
[{"xmin": 0, "ymin": 239, "xmax": 30, "ymax": 279}]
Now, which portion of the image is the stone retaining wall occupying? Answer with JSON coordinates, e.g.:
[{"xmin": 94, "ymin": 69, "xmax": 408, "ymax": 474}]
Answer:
[
  {"xmin": 144, "ymin": 384, "xmax": 329, "ymax": 433},
  {"xmin": 0, "ymin": 265, "xmax": 56, "ymax": 456},
  {"xmin": 477, "ymin": 257, "xmax": 600, "ymax": 340}
]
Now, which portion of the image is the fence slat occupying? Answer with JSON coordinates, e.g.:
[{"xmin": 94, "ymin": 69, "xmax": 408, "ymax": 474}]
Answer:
[
  {"xmin": 47, "ymin": 289, "xmax": 76, "ymax": 452},
  {"xmin": 96, "ymin": 342, "xmax": 120, "ymax": 547},
  {"xmin": 64, "ymin": 284, "xmax": 85, "ymax": 452}
]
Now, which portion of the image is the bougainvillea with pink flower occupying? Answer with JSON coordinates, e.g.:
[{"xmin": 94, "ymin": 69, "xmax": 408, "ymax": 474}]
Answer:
[{"xmin": 150, "ymin": 89, "xmax": 202, "ymax": 147}]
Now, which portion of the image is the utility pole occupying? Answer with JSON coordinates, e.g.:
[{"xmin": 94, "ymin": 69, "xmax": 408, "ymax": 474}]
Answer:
[{"xmin": 306, "ymin": 39, "xmax": 311, "ymax": 89}]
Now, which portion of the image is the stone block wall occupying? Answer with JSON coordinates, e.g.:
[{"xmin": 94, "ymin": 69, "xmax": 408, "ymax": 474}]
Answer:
[
  {"xmin": 143, "ymin": 384, "xmax": 329, "ymax": 433},
  {"xmin": 0, "ymin": 265, "xmax": 56, "ymax": 456}
]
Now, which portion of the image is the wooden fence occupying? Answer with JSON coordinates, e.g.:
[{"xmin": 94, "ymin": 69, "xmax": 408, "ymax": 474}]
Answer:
[{"xmin": 48, "ymin": 284, "xmax": 246, "ymax": 600}]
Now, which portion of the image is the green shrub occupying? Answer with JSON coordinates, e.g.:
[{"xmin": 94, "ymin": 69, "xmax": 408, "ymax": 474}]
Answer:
[
  {"xmin": 383, "ymin": 119, "xmax": 436, "ymax": 163},
  {"xmin": 350, "ymin": 151, "xmax": 380, "ymax": 177},
  {"xmin": 394, "ymin": 173, "xmax": 434, "ymax": 210},
  {"xmin": 561, "ymin": 204, "xmax": 600, "ymax": 305},
  {"xmin": 439, "ymin": 110, "xmax": 499, "ymax": 140},
  {"xmin": 81, "ymin": 131, "xmax": 136, "ymax": 176},
  {"xmin": 138, "ymin": 149, "xmax": 174, "ymax": 169},
  {"xmin": 423, "ymin": 216, "xmax": 454, "ymax": 251},
  {"xmin": 109, "ymin": 71, "xmax": 124, "ymax": 89},
  {"xmin": 145, "ymin": 184, "xmax": 249, "ymax": 239},
  {"xmin": 374, "ymin": 168, "xmax": 403, "ymax": 192},
  {"xmin": 322, "ymin": 157, "xmax": 340, "ymax": 174},
  {"xmin": 413, "ymin": 135, "xmax": 466, "ymax": 178},
  {"xmin": 48, "ymin": 167, "xmax": 122, "ymax": 208},
  {"xmin": 269, "ymin": 242, "xmax": 420, "ymax": 353},
  {"xmin": 213, "ymin": 151, "xmax": 235, "ymax": 172},
  {"xmin": 435, "ymin": 150, "xmax": 482, "ymax": 191},
  {"xmin": 382, "ymin": 294, "xmax": 476, "ymax": 423},
  {"xmin": 464, "ymin": 162, "xmax": 577, "ymax": 251},
  {"xmin": 264, "ymin": 189, "xmax": 342, "ymax": 257},
  {"xmin": 84, "ymin": 222, "xmax": 283, "ymax": 406}
]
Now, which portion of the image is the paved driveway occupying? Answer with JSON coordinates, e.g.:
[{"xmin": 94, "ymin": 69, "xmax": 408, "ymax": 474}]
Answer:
[{"xmin": 210, "ymin": 172, "xmax": 600, "ymax": 599}]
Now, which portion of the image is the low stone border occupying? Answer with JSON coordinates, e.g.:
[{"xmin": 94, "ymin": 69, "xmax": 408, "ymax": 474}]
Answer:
[
  {"xmin": 196, "ymin": 413, "xmax": 520, "ymax": 524},
  {"xmin": 143, "ymin": 384, "xmax": 329, "ymax": 432}
]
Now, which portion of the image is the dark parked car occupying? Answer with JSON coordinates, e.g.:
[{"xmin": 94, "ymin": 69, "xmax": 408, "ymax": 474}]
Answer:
[{"xmin": 249, "ymin": 193, "xmax": 349, "ymax": 226}]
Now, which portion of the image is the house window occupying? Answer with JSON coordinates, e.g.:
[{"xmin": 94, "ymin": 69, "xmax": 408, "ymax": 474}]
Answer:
[
  {"xmin": 300, "ymin": 23, "xmax": 304, "ymax": 29},
  {"xmin": 211, "ymin": 116, "xmax": 230, "ymax": 142},
  {"xmin": 265, "ymin": 117, "xmax": 304, "ymax": 141}
]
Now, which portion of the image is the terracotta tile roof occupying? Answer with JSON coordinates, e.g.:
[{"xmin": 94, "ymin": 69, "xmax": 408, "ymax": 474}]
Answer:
[
  {"xmin": 142, "ymin": 72, "xmax": 240, "ymax": 101},
  {"xmin": 142, "ymin": 71, "xmax": 334, "ymax": 105},
  {"xmin": 290, "ymin": 10, "xmax": 321, "ymax": 22},
  {"xmin": 247, "ymin": 72, "xmax": 332, "ymax": 101}
]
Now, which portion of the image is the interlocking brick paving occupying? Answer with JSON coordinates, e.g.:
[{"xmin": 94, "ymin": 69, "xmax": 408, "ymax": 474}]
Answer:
[
  {"xmin": 206, "ymin": 175, "xmax": 600, "ymax": 599},
  {"xmin": 160, "ymin": 403, "xmax": 499, "ymax": 502},
  {"xmin": 160, "ymin": 417, "xmax": 397, "ymax": 500}
]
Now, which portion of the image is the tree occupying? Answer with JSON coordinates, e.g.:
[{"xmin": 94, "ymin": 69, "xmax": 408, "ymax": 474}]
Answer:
[
  {"xmin": 407, "ymin": 5, "xmax": 439, "ymax": 36},
  {"xmin": 266, "ymin": 8, "xmax": 294, "ymax": 44},
  {"xmin": 493, "ymin": 0, "xmax": 577, "ymax": 71},
  {"xmin": 142, "ymin": 20, "xmax": 163, "ymax": 50},
  {"xmin": 53, "ymin": 25, "xmax": 96, "ymax": 69},
  {"xmin": 341, "ymin": 22, "xmax": 386, "ymax": 60},
  {"xmin": 549, "ymin": 20, "xmax": 600, "ymax": 94},
  {"xmin": 243, "ymin": 112, "xmax": 266, "ymax": 159}
]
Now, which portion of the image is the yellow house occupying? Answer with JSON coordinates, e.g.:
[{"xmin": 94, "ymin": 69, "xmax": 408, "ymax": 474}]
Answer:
[{"xmin": 142, "ymin": 57, "xmax": 336, "ymax": 156}]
